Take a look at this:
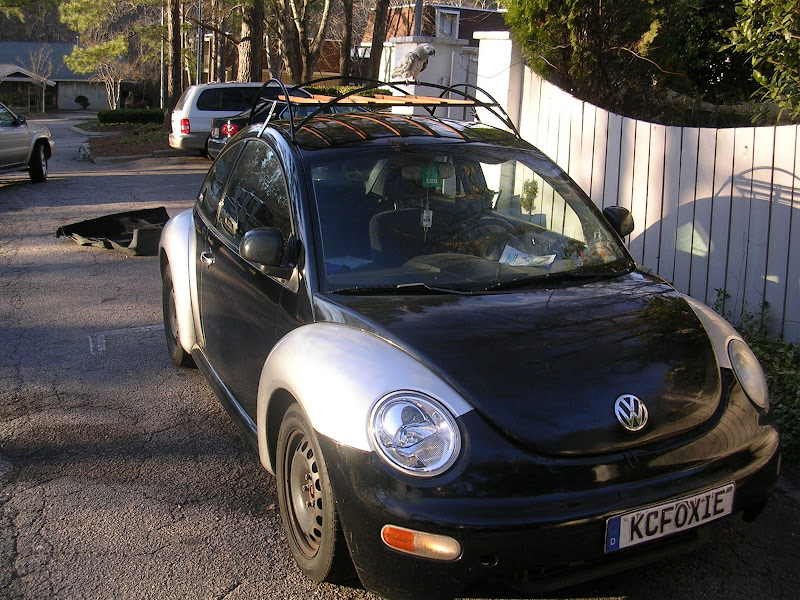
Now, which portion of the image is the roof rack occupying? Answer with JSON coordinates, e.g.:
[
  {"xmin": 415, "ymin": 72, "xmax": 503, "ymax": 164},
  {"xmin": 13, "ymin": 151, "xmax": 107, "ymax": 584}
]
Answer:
[{"xmin": 249, "ymin": 76, "xmax": 521, "ymax": 143}]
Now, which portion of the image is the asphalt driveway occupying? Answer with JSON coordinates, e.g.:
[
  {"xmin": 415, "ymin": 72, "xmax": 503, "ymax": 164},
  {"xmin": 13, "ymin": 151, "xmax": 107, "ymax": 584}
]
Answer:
[{"xmin": 0, "ymin": 112, "xmax": 798, "ymax": 600}]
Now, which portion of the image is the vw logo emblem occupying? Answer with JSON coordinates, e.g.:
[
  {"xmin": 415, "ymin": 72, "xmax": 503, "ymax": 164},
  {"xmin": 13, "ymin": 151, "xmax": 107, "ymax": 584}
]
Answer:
[{"xmin": 614, "ymin": 394, "xmax": 648, "ymax": 432}]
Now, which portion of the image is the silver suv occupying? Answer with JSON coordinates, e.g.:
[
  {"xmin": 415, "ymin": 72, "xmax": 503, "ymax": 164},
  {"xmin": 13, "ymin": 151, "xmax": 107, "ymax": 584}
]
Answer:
[
  {"xmin": 168, "ymin": 82, "xmax": 264, "ymax": 155},
  {"xmin": 0, "ymin": 102, "xmax": 54, "ymax": 183}
]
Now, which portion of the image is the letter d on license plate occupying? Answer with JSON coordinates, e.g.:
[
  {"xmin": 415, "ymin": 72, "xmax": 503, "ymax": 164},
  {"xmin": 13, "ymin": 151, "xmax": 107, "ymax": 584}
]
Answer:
[{"xmin": 605, "ymin": 482, "xmax": 735, "ymax": 552}]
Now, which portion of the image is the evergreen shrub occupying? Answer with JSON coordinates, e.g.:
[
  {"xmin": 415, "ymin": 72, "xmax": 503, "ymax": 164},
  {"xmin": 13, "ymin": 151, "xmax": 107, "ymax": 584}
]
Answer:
[{"xmin": 97, "ymin": 109, "xmax": 164, "ymax": 124}]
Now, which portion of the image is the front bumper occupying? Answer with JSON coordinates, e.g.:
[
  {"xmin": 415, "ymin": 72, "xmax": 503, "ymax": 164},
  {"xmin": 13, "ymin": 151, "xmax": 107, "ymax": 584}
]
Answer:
[{"xmin": 320, "ymin": 380, "xmax": 780, "ymax": 600}]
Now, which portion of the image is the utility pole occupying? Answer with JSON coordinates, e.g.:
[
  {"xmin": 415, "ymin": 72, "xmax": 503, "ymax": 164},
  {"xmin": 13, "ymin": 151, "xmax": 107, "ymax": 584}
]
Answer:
[
  {"xmin": 196, "ymin": 0, "xmax": 203, "ymax": 84},
  {"xmin": 160, "ymin": 4, "xmax": 165, "ymax": 108},
  {"xmin": 413, "ymin": 0, "xmax": 423, "ymax": 37}
]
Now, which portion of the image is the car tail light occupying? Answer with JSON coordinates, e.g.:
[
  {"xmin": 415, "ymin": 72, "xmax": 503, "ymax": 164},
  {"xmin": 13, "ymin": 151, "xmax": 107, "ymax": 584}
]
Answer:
[
  {"xmin": 221, "ymin": 123, "xmax": 239, "ymax": 137},
  {"xmin": 180, "ymin": 118, "xmax": 190, "ymax": 134}
]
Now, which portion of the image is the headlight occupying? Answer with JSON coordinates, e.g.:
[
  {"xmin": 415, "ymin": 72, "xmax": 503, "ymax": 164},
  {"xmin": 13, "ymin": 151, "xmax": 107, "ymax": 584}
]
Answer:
[
  {"xmin": 369, "ymin": 392, "xmax": 461, "ymax": 477},
  {"xmin": 728, "ymin": 338, "xmax": 769, "ymax": 410}
]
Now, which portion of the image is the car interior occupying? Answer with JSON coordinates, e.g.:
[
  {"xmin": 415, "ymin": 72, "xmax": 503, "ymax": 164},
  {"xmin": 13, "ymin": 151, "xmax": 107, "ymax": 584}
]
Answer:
[{"xmin": 310, "ymin": 151, "xmax": 620, "ymax": 289}]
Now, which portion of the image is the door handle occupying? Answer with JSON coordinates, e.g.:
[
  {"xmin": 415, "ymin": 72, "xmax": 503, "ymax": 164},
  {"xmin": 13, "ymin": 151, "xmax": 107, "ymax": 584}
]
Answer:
[{"xmin": 200, "ymin": 250, "xmax": 215, "ymax": 267}]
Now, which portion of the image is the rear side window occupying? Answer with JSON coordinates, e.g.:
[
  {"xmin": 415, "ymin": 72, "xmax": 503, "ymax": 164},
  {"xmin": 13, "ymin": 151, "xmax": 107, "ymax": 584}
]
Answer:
[
  {"xmin": 197, "ymin": 143, "xmax": 242, "ymax": 220},
  {"xmin": 196, "ymin": 87, "xmax": 260, "ymax": 112},
  {"xmin": 216, "ymin": 140, "xmax": 292, "ymax": 246},
  {"xmin": 174, "ymin": 89, "xmax": 190, "ymax": 111}
]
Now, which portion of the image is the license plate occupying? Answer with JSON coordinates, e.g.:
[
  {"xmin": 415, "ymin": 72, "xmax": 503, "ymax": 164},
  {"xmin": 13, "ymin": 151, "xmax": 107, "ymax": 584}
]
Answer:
[{"xmin": 605, "ymin": 482, "xmax": 735, "ymax": 552}]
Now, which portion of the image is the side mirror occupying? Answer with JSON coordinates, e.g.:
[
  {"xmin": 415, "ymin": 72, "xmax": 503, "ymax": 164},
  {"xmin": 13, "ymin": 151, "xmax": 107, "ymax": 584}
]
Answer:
[
  {"xmin": 603, "ymin": 206, "xmax": 634, "ymax": 238},
  {"xmin": 239, "ymin": 227, "xmax": 293, "ymax": 278},
  {"xmin": 16, "ymin": 116, "xmax": 26, "ymax": 126}
]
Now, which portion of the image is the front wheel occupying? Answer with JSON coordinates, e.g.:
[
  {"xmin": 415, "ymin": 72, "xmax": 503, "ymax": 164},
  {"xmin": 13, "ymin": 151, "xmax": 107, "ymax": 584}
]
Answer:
[
  {"xmin": 161, "ymin": 266, "xmax": 195, "ymax": 368},
  {"xmin": 276, "ymin": 405, "xmax": 353, "ymax": 583},
  {"xmin": 29, "ymin": 142, "xmax": 47, "ymax": 183}
]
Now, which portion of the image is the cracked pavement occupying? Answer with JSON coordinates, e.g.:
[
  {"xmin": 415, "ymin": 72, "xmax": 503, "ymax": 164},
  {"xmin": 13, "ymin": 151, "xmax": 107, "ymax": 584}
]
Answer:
[{"xmin": 0, "ymin": 113, "xmax": 798, "ymax": 600}]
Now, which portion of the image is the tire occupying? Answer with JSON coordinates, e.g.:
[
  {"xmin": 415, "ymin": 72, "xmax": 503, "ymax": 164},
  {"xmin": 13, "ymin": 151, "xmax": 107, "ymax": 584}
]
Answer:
[
  {"xmin": 29, "ymin": 142, "xmax": 47, "ymax": 183},
  {"xmin": 161, "ymin": 266, "xmax": 195, "ymax": 368},
  {"xmin": 276, "ymin": 405, "xmax": 353, "ymax": 583}
]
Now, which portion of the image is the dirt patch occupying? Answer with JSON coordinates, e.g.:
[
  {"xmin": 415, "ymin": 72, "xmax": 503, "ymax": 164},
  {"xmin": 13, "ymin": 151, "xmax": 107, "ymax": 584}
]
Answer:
[{"xmin": 86, "ymin": 123, "xmax": 173, "ymax": 158}]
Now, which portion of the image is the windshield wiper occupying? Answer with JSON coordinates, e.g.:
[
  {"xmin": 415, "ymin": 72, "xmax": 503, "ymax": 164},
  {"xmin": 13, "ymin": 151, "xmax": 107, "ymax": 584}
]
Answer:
[
  {"xmin": 330, "ymin": 282, "xmax": 472, "ymax": 295},
  {"xmin": 483, "ymin": 264, "xmax": 635, "ymax": 292}
]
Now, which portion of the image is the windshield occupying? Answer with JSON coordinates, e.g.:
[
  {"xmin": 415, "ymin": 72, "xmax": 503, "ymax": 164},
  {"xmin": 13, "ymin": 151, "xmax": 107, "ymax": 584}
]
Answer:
[{"xmin": 309, "ymin": 144, "xmax": 632, "ymax": 293}]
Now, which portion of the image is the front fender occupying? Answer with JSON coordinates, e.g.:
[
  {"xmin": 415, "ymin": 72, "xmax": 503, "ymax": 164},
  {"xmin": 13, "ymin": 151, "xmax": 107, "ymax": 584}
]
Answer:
[
  {"xmin": 159, "ymin": 209, "xmax": 199, "ymax": 355},
  {"xmin": 25, "ymin": 130, "xmax": 54, "ymax": 163},
  {"xmin": 682, "ymin": 294, "xmax": 740, "ymax": 370},
  {"xmin": 34, "ymin": 133, "xmax": 54, "ymax": 158},
  {"xmin": 256, "ymin": 323, "xmax": 474, "ymax": 474}
]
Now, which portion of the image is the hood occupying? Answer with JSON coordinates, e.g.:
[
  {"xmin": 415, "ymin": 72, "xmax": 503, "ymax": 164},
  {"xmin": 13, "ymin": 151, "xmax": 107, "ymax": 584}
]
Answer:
[{"xmin": 321, "ymin": 271, "xmax": 721, "ymax": 457}]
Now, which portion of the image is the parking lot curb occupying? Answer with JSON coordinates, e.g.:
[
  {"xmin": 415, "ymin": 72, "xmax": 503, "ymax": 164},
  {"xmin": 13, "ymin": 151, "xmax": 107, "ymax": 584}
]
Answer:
[
  {"xmin": 92, "ymin": 153, "xmax": 153, "ymax": 163},
  {"xmin": 71, "ymin": 125, "xmax": 114, "ymax": 138},
  {"xmin": 81, "ymin": 146, "xmax": 197, "ymax": 163},
  {"xmin": 153, "ymin": 149, "xmax": 197, "ymax": 158}
]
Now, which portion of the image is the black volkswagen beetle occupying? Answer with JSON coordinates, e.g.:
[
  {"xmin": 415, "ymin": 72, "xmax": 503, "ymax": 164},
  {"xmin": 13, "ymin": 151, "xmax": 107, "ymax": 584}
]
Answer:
[{"xmin": 159, "ymin": 80, "xmax": 780, "ymax": 600}]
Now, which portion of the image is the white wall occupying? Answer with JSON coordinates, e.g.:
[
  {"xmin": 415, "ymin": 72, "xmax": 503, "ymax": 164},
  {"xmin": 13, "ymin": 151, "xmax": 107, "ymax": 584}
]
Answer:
[
  {"xmin": 57, "ymin": 81, "xmax": 111, "ymax": 111},
  {"xmin": 475, "ymin": 32, "xmax": 800, "ymax": 342}
]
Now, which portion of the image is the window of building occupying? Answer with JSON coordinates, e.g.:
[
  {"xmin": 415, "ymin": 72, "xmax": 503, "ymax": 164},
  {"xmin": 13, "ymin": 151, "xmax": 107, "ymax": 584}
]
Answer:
[{"xmin": 436, "ymin": 9, "xmax": 459, "ymax": 39}]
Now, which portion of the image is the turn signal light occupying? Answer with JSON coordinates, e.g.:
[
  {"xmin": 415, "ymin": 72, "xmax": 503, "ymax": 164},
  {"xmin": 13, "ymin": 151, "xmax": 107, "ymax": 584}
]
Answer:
[{"xmin": 381, "ymin": 525, "xmax": 461, "ymax": 561}]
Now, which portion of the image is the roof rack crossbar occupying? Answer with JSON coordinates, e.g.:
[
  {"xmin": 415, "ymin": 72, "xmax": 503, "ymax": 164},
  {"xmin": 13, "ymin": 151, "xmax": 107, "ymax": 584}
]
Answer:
[
  {"xmin": 435, "ymin": 82, "xmax": 520, "ymax": 138},
  {"xmin": 249, "ymin": 78, "xmax": 298, "ymax": 138},
  {"xmin": 282, "ymin": 76, "xmax": 521, "ymax": 142},
  {"xmin": 291, "ymin": 77, "xmax": 428, "ymax": 139}
]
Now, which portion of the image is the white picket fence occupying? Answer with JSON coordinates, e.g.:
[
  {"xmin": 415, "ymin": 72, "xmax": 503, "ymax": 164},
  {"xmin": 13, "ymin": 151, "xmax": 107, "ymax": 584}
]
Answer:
[{"xmin": 474, "ymin": 33, "xmax": 800, "ymax": 342}]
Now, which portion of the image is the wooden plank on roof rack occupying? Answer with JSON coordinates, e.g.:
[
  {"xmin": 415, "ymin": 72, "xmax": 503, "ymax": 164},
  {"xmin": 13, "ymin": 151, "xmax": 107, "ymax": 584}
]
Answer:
[
  {"xmin": 278, "ymin": 94, "xmax": 387, "ymax": 104},
  {"xmin": 278, "ymin": 94, "xmax": 479, "ymax": 106},
  {"xmin": 278, "ymin": 95, "xmax": 331, "ymax": 104},
  {"xmin": 372, "ymin": 94, "xmax": 475, "ymax": 106}
]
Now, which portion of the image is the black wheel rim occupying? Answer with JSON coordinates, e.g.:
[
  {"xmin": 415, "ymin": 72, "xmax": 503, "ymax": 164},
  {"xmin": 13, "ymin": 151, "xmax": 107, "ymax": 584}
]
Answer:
[{"xmin": 284, "ymin": 427, "xmax": 324, "ymax": 558}]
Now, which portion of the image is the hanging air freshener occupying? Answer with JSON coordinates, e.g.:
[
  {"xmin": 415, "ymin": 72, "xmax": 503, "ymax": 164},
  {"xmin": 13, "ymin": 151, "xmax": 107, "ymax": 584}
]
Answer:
[{"xmin": 586, "ymin": 232, "xmax": 617, "ymax": 263}]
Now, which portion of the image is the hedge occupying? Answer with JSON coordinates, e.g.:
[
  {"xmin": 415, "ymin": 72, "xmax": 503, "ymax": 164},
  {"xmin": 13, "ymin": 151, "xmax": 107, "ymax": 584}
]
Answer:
[
  {"xmin": 306, "ymin": 86, "xmax": 392, "ymax": 98},
  {"xmin": 97, "ymin": 109, "xmax": 164, "ymax": 125}
]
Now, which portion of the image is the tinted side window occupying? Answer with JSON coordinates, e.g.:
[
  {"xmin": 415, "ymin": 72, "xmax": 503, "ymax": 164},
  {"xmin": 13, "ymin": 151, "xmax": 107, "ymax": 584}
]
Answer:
[
  {"xmin": 0, "ymin": 105, "xmax": 15, "ymax": 126},
  {"xmin": 195, "ymin": 87, "xmax": 260, "ymax": 111},
  {"xmin": 216, "ymin": 140, "xmax": 291, "ymax": 246},
  {"xmin": 221, "ymin": 88, "xmax": 260, "ymax": 111},
  {"xmin": 197, "ymin": 143, "xmax": 242, "ymax": 220},
  {"xmin": 195, "ymin": 89, "xmax": 221, "ymax": 111}
]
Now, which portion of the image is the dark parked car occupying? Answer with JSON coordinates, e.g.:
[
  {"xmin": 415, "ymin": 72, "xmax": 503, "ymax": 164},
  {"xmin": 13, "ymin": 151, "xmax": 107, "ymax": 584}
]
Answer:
[
  {"xmin": 0, "ymin": 102, "xmax": 54, "ymax": 182},
  {"xmin": 159, "ymin": 80, "xmax": 780, "ymax": 600},
  {"xmin": 207, "ymin": 85, "xmax": 363, "ymax": 159}
]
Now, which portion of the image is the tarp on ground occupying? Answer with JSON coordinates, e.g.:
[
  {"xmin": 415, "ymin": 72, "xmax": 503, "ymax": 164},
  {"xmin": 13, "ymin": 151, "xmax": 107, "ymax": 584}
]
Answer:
[{"xmin": 56, "ymin": 207, "xmax": 170, "ymax": 256}]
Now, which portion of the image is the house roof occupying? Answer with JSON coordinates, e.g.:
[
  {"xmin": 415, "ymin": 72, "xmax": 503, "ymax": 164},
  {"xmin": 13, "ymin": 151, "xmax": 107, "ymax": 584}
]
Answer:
[
  {"xmin": 0, "ymin": 42, "xmax": 91, "ymax": 82},
  {"xmin": 0, "ymin": 64, "xmax": 56, "ymax": 86},
  {"xmin": 387, "ymin": 3, "xmax": 506, "ymax": 14}
]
